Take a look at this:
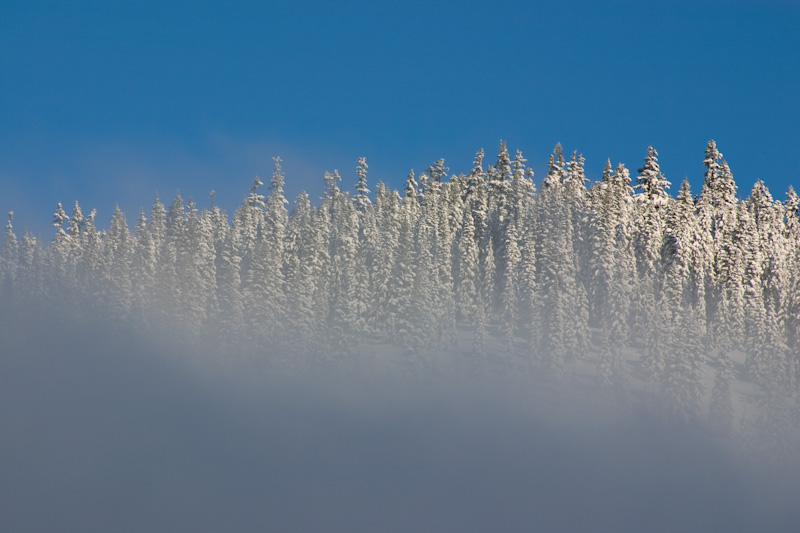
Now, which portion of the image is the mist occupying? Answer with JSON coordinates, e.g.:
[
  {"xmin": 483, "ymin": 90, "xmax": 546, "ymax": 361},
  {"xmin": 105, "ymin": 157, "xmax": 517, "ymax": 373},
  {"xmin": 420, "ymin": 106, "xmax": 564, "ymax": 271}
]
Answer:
[{"xmin": 2, "ymin": 309, "xmax": 799, "ymax": 533}]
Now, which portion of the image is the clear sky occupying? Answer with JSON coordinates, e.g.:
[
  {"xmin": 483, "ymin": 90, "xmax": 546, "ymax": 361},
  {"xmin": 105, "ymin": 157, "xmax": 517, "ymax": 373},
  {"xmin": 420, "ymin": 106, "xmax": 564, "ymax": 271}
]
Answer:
[{"xmin": 2, "ymin": 0, "xmax": 799, "ymax": 237}]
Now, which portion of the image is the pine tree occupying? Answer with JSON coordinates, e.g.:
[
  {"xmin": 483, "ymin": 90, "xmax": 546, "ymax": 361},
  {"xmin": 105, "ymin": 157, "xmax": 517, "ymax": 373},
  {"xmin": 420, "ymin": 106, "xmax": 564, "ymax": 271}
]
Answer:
[
  {"xmin": 535, "ymin": 168, "xmax": 579, "ymax": 379},
  {"xmin": 635, "ymin": 146, "xmax": 670, "ymax": 205},
  {"xmin": 244, "ymin": 194, "xmax": 286, "ymax": 350},
  {"xmin": 1, "ymin": 212, "xmax": 18, "ymax": 332},
  {"xmin": 632, "ymin": 149, "xmax": 670, "ymax": 338},
  {"xmin": 354, "ymin": 157, "xmax": 371, "ymax": 213},
  {"xmin": 130, "ymin": 210, "xmax": 156, "ymax": 328},
  {"xmin": 49, "ymin": 202, "xmax": 71, "ymax": 280},
  {"xmin": 282, "ymin": 191, "xmax": 318, "ymax": 355},
  {"xmin": 499, "ymin": 222, "xmax": 521, "ymax": 357},
  {"xmin": 327, "ymin": 188, "xmax": 361, "ymax": 352},
  {"xmin": 389, "ymin": 207, "xmax": 417, "ymax": 352},
  {"xmin": 102, "ymin": 205, "xmax": 133, "ymax": 322},
  {"xmin": 540, "ymin": 143, "xmax": 565, "ymax": 190},
  {"xmin": 784, "ymin": 186, "xmax": 800, "ymax": 391},
  {"xmin": 2, "ymin": 212, "xmax": 18, "ymax": 291},
  {"xmin": 700, "ymin": 141, "xmax": 736, "ymax": 209},
  {"xmin": 213, "ymin": 231, "xmax": 246, "ymax": 349},
  {"xmin": 518, "ymin": 205, "xmax": 540, "ymax": 365},
  {"xmin": 455, "ymin": 204, "xmax": 480, "ymax": 322},
  {"xmin": 368, "ymin": 182, "xmax": 399, "ymax": 336}
]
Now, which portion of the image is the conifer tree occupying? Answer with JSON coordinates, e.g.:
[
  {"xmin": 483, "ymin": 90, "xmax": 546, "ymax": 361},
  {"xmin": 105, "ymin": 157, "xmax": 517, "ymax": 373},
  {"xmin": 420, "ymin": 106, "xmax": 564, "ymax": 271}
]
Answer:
[
  {"xmin": 213, "ymin": 231, "xmax": 246, "ymax": 349},
  {"xmin": 283, "ymin": 191, "xmax": 318, "ymax": 355},
  {"xmin": 369, "ymin": 182, "xmax": 399, "ymax": 335},
  {"xmin": 535, "ymin": 165, "xmax": 580, "ymax": 378},
  {"xmin": 354, "ymin": 157, "xmax": 371, "ymax": 213},
  {"xmin": 1, "ymin": 212, "xmax": 18, "ymax": 318},
  {"xmin": 635, "ymin": 146, "xmax": 670, "ymax": 205},
  {"xmin": 102, "ymin": 205, "xmax": 133, "ymax": 322},
  {"xmin": 130, "ymin": 210, "xmax": 156, "ymax": 328},
  {"xmin": 455, "ymin": 204, "xmax": 480, "ymax": 322},
  {"xmin": 2, "ymin": 212, "xmax": 18, "ymax": 287},
  {"xmin": 592, "ymin": 162, "xmax": 636, "ymax": 386}
]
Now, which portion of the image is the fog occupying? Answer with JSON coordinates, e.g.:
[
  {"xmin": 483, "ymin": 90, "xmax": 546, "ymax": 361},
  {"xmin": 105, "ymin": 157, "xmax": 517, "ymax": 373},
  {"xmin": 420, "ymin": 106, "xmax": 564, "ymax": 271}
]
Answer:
[{"xmin": 2, "ymin": 315, "xmax": 799, "ymax": 533}]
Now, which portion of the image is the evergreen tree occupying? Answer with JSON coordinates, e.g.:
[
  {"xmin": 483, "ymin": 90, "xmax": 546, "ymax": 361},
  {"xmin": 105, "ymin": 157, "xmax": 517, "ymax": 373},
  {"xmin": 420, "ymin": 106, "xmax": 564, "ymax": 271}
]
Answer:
[
  {"xmin": 102, "ymin": 205, "xmax": 133, "ymax": 322},
  {"xmin": 130, "ymin": 210, "xmax": 156, "ymax": 328},
  {"xmin": 2, "ymin": 212, "xmax": 18, "ymax": 289},
  {"xmin": 635, "ymin": 146, "xmax": 670, "ymax": 205},
  {"xmin": 283, "ymin": 191, "xmax": 318, "ymax": 355},
  {"xmin": 455, "ymin": 204, "xmax": 480, "ymax": 322},
  {"xmin": 591, "ymin": 162, "xmax": 636, "ymax": 386},
  {"xmin": 1, "ymin": 212, "xmax": 18, "ymax": 325}
]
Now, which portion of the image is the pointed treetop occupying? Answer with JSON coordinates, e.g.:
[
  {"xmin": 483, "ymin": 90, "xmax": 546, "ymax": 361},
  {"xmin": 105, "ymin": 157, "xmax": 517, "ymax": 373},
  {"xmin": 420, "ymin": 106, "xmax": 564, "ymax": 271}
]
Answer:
[
  {"xmin": 704, "ymin": 139, "xmax": 723, "ymax": 168},
  {"xmin": 612, "ymin": 163, "xmax": 631, "ymax": 189},
  {"xmin": 564, "ymin": 150, "xmax": 587, "ymax": 194},
  {"xmin": 135, "ymin": 210, "xmax": 150, "ymax": 238},
  {"xmin": 270, "ymin": 156, "xmax": 285, "ymax": 196},
  {"xmin": 601, "ymin": 159, "xmax": 613, "ymax": 183},
  {"xmin": 747, "ymin": 179, "xmax": 773, "ymax": 210},
  {"xmin": 291, "ymin": 190, "xmax": 311, "ymax": 221},
  {"xmin": 472, "ymin": 148, "xmax": 485, "ymax": 172},
  {"xmin": 323, "ymin": 169, "xmax": 342, "ymax": 198},
  {"xmin": 700, "ymin": 141, "xmax": 738, "ymax": 209},
  {"xmin": 247, "ymin": 176, "xmax": 266, "ymax": 208},
  {"xmin": 635, "ymin": 145, "xmax": 670, "ymax": 204},
  {"xmin": 404, "ymin": 169, "xmax": 418, "ymax": 199},
  {"xmin": 356, "ymin": 156, "xmax": 368, "ymax": 180},
  {"xmin": 677, "ymin": 177, "xmax": 693, "ymax": 205},
  {"xmin": 86, "ymin": 208, "xmax": 97, "ymax": 228},
  {"xmin": 494, "ymin": 141, "xmax": 512, "ymax": 182},
  {"xmin": 108, "ymin": 204, "xmax": 128, "ymax": 240},
  {"xmin": 541, "ymin": 144, "xmax": 566, "ymax": 189},
  {"xmin": 296, "ymin": 189, "xmax": 310, "ymax": 208},
  {"xmin": 426, "ymin": 158, "xmax": 448, "ymax": 183},
  {"xmin": 703, "ymin": 139, "xmax": 723, "ymax": 188},
  {"xmin": 717, "ymin": 161, "xmax": 737, "ymax": 204},
  {"xmin": 513, "ymin": 149, "xmax": 527, "ymax": 175},
  {"xmin": 467, "ymin": 149, "xmax": 486, "ymax": 195},
  {"xmin": 52, "ymin": 202, "xmax": 67, "ymax": 229},
  {"xmin": 785, "ymin": 185, "xmax": 799, "ymax": 215},
  {"xmin": 355, "ymin": 157, "xmax": 372, "ymax": 211},
  {"xmin": 67, "ymin": 201, "xmax": 84, "ymax": 237},
  {"xmin": 170, "ymin": 191, "xmax": 184, "ymax": 211}
]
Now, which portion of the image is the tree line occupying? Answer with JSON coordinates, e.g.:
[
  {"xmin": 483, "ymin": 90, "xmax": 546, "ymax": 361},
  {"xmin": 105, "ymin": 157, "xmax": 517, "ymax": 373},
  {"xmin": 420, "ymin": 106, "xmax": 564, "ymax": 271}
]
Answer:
[{"xmin": 2, "ymin": 140, "xmax": 800, "ymax": 432}]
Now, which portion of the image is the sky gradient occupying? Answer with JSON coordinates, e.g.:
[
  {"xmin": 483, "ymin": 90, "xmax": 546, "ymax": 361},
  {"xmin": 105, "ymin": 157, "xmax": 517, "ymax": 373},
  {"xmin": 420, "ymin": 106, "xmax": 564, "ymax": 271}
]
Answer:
[{"xmin": 2, "ymin": 0, "xmax": 799, "ymax": 237}]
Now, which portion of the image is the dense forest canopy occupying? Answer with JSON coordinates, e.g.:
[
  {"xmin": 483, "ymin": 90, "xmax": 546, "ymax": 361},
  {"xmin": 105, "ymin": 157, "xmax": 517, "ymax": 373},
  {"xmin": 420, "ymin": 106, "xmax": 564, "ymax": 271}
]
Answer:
[{"xmin": 2, "ymin": 140, "xmax": 800, "ymax": 446}]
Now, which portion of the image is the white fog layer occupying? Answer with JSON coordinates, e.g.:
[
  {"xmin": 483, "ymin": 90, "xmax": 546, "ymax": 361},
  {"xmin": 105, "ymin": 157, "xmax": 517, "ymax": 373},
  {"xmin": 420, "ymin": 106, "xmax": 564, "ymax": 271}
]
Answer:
[{"xmin": 2, "ymin": 141, "xmax": 800, "ymax": 531}]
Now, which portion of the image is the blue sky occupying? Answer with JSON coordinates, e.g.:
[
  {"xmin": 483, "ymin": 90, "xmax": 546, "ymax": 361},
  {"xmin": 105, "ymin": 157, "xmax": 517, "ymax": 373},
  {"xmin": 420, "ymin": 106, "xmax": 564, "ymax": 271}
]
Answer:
[{"xmin": 2, "ymin": 0, "xmax": 799, "ymax": 237}]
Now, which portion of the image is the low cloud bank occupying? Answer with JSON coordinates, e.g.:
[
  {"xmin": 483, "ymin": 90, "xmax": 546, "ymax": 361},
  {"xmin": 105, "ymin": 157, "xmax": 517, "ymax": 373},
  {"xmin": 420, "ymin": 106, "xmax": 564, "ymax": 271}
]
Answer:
[{"xmin": 2, "ymin": 318, "xmax": 799, "ymax": 533}]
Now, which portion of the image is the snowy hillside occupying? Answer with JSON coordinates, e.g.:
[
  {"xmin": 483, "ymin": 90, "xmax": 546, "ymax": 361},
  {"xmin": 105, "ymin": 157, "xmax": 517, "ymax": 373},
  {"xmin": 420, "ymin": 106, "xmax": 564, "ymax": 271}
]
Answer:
[{"xmin": 2, "ymin": 141, "xmax": 800, "ymax": 530}]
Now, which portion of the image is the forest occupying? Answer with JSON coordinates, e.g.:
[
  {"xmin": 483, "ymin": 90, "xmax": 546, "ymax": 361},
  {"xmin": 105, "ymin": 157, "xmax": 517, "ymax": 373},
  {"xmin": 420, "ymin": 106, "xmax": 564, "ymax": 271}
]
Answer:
[{"xmin": 2, "ymin": 140, "xmax": 799, "ymax": 449}]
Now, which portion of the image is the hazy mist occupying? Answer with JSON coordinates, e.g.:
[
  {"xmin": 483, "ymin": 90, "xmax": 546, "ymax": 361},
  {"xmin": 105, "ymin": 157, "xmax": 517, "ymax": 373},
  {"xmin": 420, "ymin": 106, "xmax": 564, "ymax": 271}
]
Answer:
[{"xmin": 2, "ymin": 312, "xmax": 799, "ymax": 533}]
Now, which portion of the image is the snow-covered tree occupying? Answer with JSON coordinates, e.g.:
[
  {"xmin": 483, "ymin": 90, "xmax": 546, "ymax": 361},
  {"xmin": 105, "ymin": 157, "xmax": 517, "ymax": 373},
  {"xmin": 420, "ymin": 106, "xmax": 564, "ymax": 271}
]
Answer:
[{"xmin": 635, "ymin": 146, "xmax": 670, "ymax": 205}]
